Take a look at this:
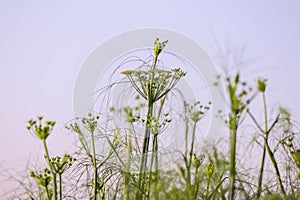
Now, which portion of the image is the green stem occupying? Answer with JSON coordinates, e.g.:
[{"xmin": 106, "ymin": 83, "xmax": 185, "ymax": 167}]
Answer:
[
  {"xmin": 154, "ymin": 138, "xmax": 159, "ymax": 200},
  {"xmin": 59, "ymin": 173, "xmax": 62, "ymax": 200},
  {"xmin": 45, "ymin": 185, "xmax": 50, "ymax": 200},
  {"xmin": 91, "ymin": 130, "xmax": 98, "ymax": 200},
  {"xmin": 185, "ymin": 111, "xmax": 189, "ymax": 159},
  {"xmin": 265, "ymin": 138, "xmax": 287, "ymax": 198},
  {"xmin": 228, "ymin": 114, "xmax": 237, "ymax": 200},
  {"xmin": 148, "ymin": 96, "xmax": 166, "ymax": 199},
  {"xmin": 136, "ymin": 101, "xmax": 153, "ymax": 199},
  {"xmin": 205, "ymin": 176, "xmax": 211, "ymax": 200},
  {"xmin": 262, "ymin": 92, "xmax": 286, "ymax": 198},
  {"xmin": 186, "ymin": 122, "xmax": 197, "ymax": 199},
  {"xmin": 91, "ymin": 132, "xmax": 98, "ymax": 200},
  {"xmin": 43, "ymin": 139, "xmax": 57, "ymax": 200},
  {"xmin": 257, "ymin": 145, "xmax": 266, "ymax": 199},
  {"xmin": 136, "ymin": 53, "xmax": 159, "ymax": 200},
  {"xmin": 256, "ymin": 92, "xmax": 268, "ymax": 199},
  {"xmin": 194, "ymin": 168, "xmax": 199, "ymax": 199},
  {"xmin": 124, "ymin": 126, "xmax": 132, "ymax": 200}
]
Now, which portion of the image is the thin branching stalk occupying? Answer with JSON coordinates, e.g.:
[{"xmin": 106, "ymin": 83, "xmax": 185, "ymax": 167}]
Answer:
[
  {"xmin": 194, "ymin": 167, "xmax": 200, "ymax": 199},
  {"xmin": 189, "ymin": 122, "xmax": 198, "ymax": 198},
  {"xmin": 136, "ymin": 40, "xmax": 160, "ymax": 199},
  {"xmin": 255, "ymin": 78, "xmax": 287, "ymax": 199},
  {"xmin": 124, "ymin": 125, "xmax": 133, "ymax": 200},
  {"xmin": 136, "ymin": 99, "xmax": 154, "ymax": 199},
  {"xmin": 257, "ymin": 141, "xmax": 266, "ymax": 199},
  {"xmin": 264, "ymin": 127, "xmax": 287, "ymax": 197},
  {"xmin": 44, "ymin": 184, "xmax": 50, "ymax": 200},
  {"xmin": 256, "ymin": 90, "xmax": 268, "ymax": 199},
  {"xmin": 205, "ymin": 175, "xmax": 211, "ymax": 200},
  {"xmin": 59, "ymin": 173, "xmax": 62, "ymax": 200},
  {"xmin": 227, "ymin": 73, "xmax": 248, "ymax": 200},
  {"xmin": 148, "ymin": 96, "xmax": 167, "ymax": 200},
  {"xmin": 91, "ymin": 129, "xmax": 98, "ymax": 200},
  {"xmin": 43, "ymin": 139, "xmax": 58, "ymax": 200},
  {"xmin": 228, "ymin": 117, "xmax": 237, "ymax": 200},
  {"xmin": 124, "ymin": 145, "xmax": 131, "ymax": 200}
]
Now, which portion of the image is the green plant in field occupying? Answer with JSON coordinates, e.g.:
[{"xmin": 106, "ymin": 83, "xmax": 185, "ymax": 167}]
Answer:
[
  {"xmin": 27, "ymin": 116, "xmax": 58, "ymax": 200},
  {"xmin": 178, "ymin": 101, "xmax": 210, "ymax": 199},
  {"xmin": 205, "ymin": 163, "xmax": 214, "ymax": 199},
  {"xmin": 12, "ymin": 38, "xmax": 300, "ymax": 200},
  {"xmin": 27, "ymin": 116, "xmax": 75, "ymax": 200},
  {"xmin": 50, "ymin": 154, "xmax": 76, "ymax": 199},
  {"xmin": 67, "ymin": 113, "xmax": 117, "ymax": 200},
  {"xmin": 30, "ymin": 168, "xmax": 52, "ymax": 200},
  {"xmin": 205, "ymin": 147, "xmax": 228, "ymax": 200},
  {"xmin": 121, "ymin": 38, "xmax": 186, "ymax": 200},
  {"xmin": 247, "ymin": 77, "xmax": 287, "ymax": 199},
  {"xmin": 225, "ymin": 73, "xmax": 253, "ymax": 200}
]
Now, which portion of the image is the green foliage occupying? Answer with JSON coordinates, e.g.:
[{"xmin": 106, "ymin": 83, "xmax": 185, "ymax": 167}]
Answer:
[{"xmin": 5, "ymin": 38, "xmax": 300, "ymax": 200}]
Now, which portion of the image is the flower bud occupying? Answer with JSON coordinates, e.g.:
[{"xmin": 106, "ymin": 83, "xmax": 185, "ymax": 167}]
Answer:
[
  {"xmin": 154, "ymin": 38, "xmax": 168, "ymax": 57},
  {"xmin": 257, "ymin": 77, "xmax": 267, "ymax": 92},
  {"xmin": 192, "ymin": 154, "xmax": 201, "ymax": 169},
  {"xmin": 206, "ymin": 163, "xmax": 214, "ymax": 177}
]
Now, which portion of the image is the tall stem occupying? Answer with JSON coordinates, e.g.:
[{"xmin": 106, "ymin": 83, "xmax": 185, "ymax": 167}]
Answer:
[
  {"xmin": 124, "ymin": 125, "xmax": 132, "ymax": 200},
  {"xmin": 194, "ymin": 167, "xmax": 200, "ymax": 199},
  {"xmin": 136, "ymin": 101, "xmax": 153, "ymax": 199},
  {"xmin": 91, "ymin": 130, "xmax": 98, "ymax": 200},
  {"xmin": 136, "ymin": 53, "xmax": 159, "ymax": 199},
  {"xmin": 59, "ymin": 173, "xmax": 62, "ymax": 200},
  {"xmin": 43, "ymin": 139, "xmax": 57, "ymax": 200},
  {"xmin": 205, "ymin": 176, "xmax": 211, "ymax": 200},
  {"xmin": 263, "ymin": 93, "xmax": 286, "ymax": 198},
  {"xmin": 257, "ymin": 92, "xmax": 268, "ymax": 199},
  {"xmin": 148, "ymin": 96, "xmax": 166, "ymax": 200},
  {"xmin": 265, "ymin": 138, "xmax": 286, "ymax": 197},
  {"xmin": 228, "ymin": 114, "xmax": 237, "ymax": 200},
  {"xmin": 186, "ymin": 122, "xmax": 197, "ymax": 199},
  {"xmin": 45, "ymin": 185, "xmax": 50, "ymax": 200},
  {"xmin": 257, "ymin": 145, "xmax": 266, "ymax": 198}
]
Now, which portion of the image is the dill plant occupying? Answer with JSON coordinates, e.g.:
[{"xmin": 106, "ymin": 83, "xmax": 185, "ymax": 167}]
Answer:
[
  {"xmin": 27, "ymin": 116, "xmax": 75, "ymax": 200},
  {"xmin": 248, "ymin": 77, "xmax": 287, "ymax": 199},
  {"xmin": 121, "ymin": 38, "xmax": 186, "ymax": 199},
  {"xmin": 225, "ymin": 73, "xmax": 251, "ymax": 200},
  {"xmin": 7, "ymin": 38, "xmax": 300, "ymax": 200}
]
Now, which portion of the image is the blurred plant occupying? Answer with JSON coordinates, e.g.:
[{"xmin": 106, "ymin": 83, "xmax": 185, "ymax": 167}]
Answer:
[
  {"xmin": 30, "ymin": 168, "xmax": 52, "ymax": 200},
  {"xmin": 7, "ymin": 38, "xmax": 300, "ymax": 200},
  {"xmin": 27, "ymin": 116, "xmax": 59, "ymax": 200},
  {"xmin": 205, "ymin": 163, "xmax": 214, "ymax": 200},
  {"xmin": 224, "ymin": 73, "xmax": 254, "ymax": 200},
  {"xmin": 67, "ymin": 113, "xmax": 118, "ymax": 200},
  {"xmin": 27, "ymin": 116, "xmax": 76, "ymax": 200}
]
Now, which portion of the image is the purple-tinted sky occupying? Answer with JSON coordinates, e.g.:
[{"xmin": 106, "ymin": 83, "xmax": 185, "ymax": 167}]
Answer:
[{"xmin": 1, "ymin": 0, "xmax": 300, "ymax": 192}]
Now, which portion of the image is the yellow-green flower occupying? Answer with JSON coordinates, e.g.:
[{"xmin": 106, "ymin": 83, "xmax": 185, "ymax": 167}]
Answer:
[
  {"xmin": 206, "ymin": 163, "xmax": 214, "ymax": 177},
  {"xmin": 257, "ymin": 77, "xmax": 267, "ymax": 93},
  {"xmin": 192, "ymin": 154, "xmax": 201, "ymax": 169},
  {"xmin": 154, "ymin": 38, "xmax": 168, "ymax": 57}
]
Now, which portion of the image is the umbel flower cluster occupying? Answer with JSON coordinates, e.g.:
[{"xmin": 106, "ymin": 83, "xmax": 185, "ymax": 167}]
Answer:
[{"xmin": 121, "ymin": 38, "xmax": 186, "ymax": 103}]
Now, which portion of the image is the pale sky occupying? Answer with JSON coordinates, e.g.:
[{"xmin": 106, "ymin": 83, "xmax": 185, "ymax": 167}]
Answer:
[{"xmin": 1, "ymin": 0, "xmax": 300, "ymax": 192}]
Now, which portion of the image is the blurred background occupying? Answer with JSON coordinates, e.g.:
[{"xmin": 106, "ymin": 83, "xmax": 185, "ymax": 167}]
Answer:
[{"xmin": 0, "ymin": 0, "xmax": 299, "ymax": 193}]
